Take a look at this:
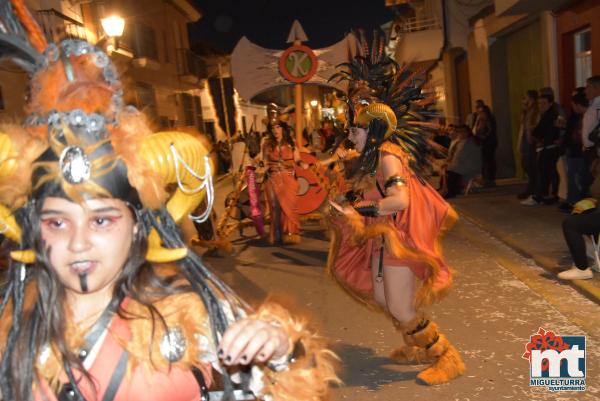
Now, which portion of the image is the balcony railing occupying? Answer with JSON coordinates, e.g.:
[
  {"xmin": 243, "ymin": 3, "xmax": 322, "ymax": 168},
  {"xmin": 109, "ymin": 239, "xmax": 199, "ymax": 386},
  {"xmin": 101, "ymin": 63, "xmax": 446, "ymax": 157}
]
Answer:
[
  {"xmin": 36, "ymin": 9, "xmax": 88, "ymax": 43},
  {"xmin": 396, "ymin": 15, "xmax": 442, "ymax": 33},
  {"xmin": 176, "ymin": 48, "xmax": 207, "ymax": 80}
]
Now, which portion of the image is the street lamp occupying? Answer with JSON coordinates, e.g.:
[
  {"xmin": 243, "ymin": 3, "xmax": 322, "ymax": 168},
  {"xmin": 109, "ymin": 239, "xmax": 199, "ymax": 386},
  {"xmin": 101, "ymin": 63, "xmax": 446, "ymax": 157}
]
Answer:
[{"xmin": 101, "ymin": 16, "xmax": 125, "ymax": 38}]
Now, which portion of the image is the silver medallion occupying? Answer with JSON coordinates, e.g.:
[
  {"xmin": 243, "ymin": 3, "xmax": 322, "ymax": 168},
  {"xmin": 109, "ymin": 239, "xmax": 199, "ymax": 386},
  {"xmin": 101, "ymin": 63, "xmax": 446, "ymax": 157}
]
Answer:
[
  {"xmin": 160, "ymin": 327, "xmax": 187, "ymax": 362},
  {"xmin": 59, "ymin": 146, "xmax": 91, "ymax": 184}
]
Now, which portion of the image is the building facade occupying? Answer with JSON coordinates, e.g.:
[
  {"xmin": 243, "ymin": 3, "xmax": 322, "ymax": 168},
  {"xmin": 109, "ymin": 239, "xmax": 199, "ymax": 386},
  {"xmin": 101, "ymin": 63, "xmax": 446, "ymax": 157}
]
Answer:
[
  {"xmin": 0, "ymin": 0, "xmax": 207, "ymax": 131},
  {"xmin": 387, "ymin": 0, "xmax": 585, "ymax": 179},
  {"xmin": 555, "ymin": 0, "xmax": 600, "ymax": 107}
]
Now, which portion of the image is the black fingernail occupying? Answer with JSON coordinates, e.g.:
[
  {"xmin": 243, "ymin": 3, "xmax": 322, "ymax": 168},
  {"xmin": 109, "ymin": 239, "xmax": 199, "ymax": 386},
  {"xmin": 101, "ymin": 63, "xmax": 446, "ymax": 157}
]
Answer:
[
  {"xmin": 258, "ymin": 353, "xmax": 265, "ymax": 359},
  {"xmin": 241, "ymin": 355, "xmax": 248, "ymax": 362},
  {"xmin": 218, "ymin": 349, "xmax": 224, "ymax": 357},
  {"xmin": 225, "ymin": 355, "xmax": 232, "ymax": 363}
]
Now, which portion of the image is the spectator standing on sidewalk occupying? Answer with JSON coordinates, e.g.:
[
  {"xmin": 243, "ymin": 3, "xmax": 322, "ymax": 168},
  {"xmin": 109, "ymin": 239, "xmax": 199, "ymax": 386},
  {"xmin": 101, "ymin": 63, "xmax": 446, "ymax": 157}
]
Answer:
[
  {"xmin": 473, "ymin": 99, "xmax": 497, "ymax": 187},
  {"xmin": 542, "ymin": 87, "xmax": 569, "ymax": 202},
  {"xmin": 522, "ymin": 94, "xmax": 561, "ymax": 206},
  {"xmin": 560, "ymin": 89, "xmax": 589, "ymax": 212},
  {"xmin": 557, "ymin": 200, "xmax": 599, "ymax": 280},
  {"xmin": 582, "ymin": 76, "xmax": 600, "ymax": 193},
  {"xmin": 517, "ymin": 90, "xmax": 540, "ymax": 199}
]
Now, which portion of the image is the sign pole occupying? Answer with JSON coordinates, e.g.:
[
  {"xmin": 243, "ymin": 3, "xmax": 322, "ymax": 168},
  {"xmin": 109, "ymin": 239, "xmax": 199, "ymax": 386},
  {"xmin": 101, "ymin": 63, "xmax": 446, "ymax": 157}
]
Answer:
[
  {"xmin": 217, "ymin": 62, "xmax": 231, "ymax": 145},
  {"xmin": 293, "ymin": 40, "xmax": 303, "ymax": 148}
]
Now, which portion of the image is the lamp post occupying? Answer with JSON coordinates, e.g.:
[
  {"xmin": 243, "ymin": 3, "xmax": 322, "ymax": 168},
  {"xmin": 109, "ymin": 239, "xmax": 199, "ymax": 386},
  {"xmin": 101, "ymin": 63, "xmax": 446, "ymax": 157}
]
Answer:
[
  {"xmin": 100, "ymin": 15, "xmax": 125, "ymax": 54},
  {"xmin": 310, "ymin": 99, "xmax": 318, "ymax": 131},
  {"xmin": 101, "ymin": 16, "xmax": 125, "ymax": 38}
]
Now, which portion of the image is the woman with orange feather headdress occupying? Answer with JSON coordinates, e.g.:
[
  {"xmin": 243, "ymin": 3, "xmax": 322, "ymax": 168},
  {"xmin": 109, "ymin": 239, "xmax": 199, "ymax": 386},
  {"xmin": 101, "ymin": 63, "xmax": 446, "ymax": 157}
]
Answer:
[
  {"xmin": 327, "ymin": 30, "xmax": 465, "ymax": 385},
  {"xmin": 0, "ymin": 1, "xmax": 337, "ymax": 400}
]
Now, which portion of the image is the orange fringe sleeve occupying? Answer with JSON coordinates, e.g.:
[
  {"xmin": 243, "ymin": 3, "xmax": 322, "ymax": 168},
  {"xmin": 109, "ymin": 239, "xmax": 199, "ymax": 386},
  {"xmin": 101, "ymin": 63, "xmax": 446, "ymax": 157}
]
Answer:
[{"xmin": 249, "ymin": 302, "xmax": 340, "ymax": 401}]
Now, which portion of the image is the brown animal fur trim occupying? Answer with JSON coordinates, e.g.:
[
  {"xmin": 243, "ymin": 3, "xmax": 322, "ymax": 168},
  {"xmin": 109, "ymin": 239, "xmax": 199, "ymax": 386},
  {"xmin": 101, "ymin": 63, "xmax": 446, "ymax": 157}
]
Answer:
[
  {"xmin": 403, "ymin": 321, "xmax": 439, "ymax": 348},
  {"xmin": 35, "ymin": 291, "xmax": 215, "ymax": 390},
  {"xmin": 0, "ymin": 124, "xmax": 47, "ymax": 209},
  {"xmin": 118, "ymin": 292, "xmax": 211, "ymax": 376},
  {"xmin": 251, "ymin": 302, "xmax": 340, "ymax": 401},
  {"xmin": 333, "ymin": 153, "xmax": 459, "ymax": 308},
  {"xmin": 324, "ymin": 216, "xmax": 382, "ymax": 311},
  {"xmin": 417, "ymin": 339, "xmax": 466, "ymax": 385},
  {"xmin": 424, "ymin": 334, "xmax": 449, "ymax": 358}
]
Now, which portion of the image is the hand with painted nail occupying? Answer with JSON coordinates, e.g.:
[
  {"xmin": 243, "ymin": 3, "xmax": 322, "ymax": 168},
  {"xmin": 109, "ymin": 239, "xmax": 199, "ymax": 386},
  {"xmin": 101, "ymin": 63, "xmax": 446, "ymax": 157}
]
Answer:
[{"xmin": 218, "ymin": 318, "xmax": 290, "ymax": 366}]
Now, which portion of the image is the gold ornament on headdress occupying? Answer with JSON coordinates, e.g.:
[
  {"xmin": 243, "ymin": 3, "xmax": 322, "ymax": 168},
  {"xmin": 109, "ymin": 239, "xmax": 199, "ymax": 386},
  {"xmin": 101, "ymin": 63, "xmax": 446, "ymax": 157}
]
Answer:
[
  {"xmin": 355, "ymin": 102, "xmax": 397, "ymax": 139},
  {"xmin": 0, "ymin": 128, "xmax": 213, "ymax": 264}
]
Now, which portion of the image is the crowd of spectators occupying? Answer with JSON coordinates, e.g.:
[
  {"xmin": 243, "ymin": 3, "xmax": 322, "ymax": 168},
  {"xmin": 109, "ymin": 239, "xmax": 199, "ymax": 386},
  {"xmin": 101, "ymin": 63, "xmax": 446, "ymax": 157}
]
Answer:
[
  {"xmin": 556, "ymin": 76, "xmax": 600, "ymax": 280},
  {"xmin": 435, "ymin": 99, "xmax": 495, "ymax": 199},
  {"xmin": 433, "ymin": 76, "xmax": 600, "ymax": 281},
  {"xmin": 518, "ymin": 79, "xmax": 600, "ymax": 211}
]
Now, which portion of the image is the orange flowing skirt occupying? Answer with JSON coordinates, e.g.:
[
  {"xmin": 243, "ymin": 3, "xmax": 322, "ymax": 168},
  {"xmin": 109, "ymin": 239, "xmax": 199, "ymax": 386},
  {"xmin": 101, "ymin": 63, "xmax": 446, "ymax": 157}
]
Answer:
[{"xmin": 265, "ymin": 170, "xmax": 299, "ymax": 235}]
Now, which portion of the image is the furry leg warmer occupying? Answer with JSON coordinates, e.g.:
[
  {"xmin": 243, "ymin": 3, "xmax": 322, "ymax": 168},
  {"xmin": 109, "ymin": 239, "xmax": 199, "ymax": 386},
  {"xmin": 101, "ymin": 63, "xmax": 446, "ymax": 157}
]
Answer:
[
  {"xmin": 390, "ymin": 316, "xmax": 434, "ymax": 365},
  {"xmin": 392, "ymin": 316, "xmax": 466, "ymax": 385}
]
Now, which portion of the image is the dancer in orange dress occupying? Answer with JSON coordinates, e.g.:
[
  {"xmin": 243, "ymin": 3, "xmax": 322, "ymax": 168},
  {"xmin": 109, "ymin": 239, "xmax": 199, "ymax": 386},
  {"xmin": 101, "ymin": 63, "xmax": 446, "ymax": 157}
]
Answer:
[
  {"xmin": 327, "ymin": 31, "xmax": 465, "ymax": 385},
  {"xmin": 262, "ymin": 120, "xmax": 306, "ymax": 245}
]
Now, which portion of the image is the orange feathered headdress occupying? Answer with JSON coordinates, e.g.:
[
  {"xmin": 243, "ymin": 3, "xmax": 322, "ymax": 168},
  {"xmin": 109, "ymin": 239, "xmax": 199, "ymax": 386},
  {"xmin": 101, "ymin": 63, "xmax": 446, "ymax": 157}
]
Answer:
[{"xmin": 0, "ymin": 2, "xmax": 214, "ymax": 264}]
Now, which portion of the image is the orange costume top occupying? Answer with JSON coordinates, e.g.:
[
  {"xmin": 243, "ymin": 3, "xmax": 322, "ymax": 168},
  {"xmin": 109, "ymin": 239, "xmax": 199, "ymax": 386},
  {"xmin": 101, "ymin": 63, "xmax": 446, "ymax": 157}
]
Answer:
[
  {"xmin": 327, "ymin": 142, "xmax": 457, "ymax": 308},
  {"xmin": 28, "ymin": 292, "xmax": 336, "ymax": 401},
  {"xmin": 35, "ymin": 302, "xmax": 208, "ymax": 401}
]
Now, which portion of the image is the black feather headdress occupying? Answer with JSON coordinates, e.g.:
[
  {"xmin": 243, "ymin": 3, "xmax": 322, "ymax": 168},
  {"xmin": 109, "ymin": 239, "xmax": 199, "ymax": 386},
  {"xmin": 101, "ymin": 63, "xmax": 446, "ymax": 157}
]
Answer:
[{"xmin": 329, "ymin": 29, "xmax": 439, "ymax": 177}]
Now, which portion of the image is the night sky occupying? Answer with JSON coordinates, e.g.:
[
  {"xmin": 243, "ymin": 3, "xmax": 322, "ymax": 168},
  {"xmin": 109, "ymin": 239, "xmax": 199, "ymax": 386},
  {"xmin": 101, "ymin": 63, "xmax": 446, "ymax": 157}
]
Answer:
[{"xmin": 189, "ymin": 0, "xmax": 395, "ymax": 53}]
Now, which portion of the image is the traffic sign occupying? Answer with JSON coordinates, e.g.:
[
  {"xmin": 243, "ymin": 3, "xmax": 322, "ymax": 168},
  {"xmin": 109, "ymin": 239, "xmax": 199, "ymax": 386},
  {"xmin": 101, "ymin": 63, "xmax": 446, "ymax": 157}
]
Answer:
[{"xmin": 278, "ymin": 45, "xmax": 318, "ymax": 84}]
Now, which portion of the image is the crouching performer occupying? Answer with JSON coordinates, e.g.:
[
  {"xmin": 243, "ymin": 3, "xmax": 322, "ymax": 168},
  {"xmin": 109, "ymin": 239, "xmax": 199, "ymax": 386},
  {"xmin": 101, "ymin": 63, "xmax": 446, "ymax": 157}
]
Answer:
[
  {"xmin": 327, "ymin": 33, "xmax": 465, "ymax": 385},
  {"xmin": 0, "ymin": 3, "xmax": 337, "ymax": 400}
]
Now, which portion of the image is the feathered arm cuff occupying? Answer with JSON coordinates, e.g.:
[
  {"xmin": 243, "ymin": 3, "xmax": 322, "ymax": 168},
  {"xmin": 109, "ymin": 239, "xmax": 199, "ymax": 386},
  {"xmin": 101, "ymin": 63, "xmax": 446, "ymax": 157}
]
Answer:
[{"xmin": 249, "ymin": 302, "xmax": 340, "ymax": 401}]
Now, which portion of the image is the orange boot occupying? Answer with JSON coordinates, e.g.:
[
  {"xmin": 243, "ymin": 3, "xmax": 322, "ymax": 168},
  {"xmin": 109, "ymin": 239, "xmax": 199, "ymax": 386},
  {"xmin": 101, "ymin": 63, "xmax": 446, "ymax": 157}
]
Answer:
[
  {"xmin": 390, "ymin": 316, "xmax": 433, "ymax": 365},
  {"xmin": 392, "ymin": 316, "xmax": 466, "ymax": 385}
]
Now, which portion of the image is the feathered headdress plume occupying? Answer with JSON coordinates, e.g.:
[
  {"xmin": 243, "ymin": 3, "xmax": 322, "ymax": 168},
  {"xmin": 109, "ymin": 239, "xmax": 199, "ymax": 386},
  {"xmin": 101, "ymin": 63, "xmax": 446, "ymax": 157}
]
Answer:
[{"xmin": 329, "ymin": 29, "xmax": 440, "ymax": 176}]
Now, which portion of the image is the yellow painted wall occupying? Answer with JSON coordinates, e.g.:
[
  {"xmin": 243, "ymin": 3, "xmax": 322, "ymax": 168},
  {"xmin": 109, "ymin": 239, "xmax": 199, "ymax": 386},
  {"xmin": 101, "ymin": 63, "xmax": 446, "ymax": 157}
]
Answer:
[{"xmin": 505, "ymin": 20, "xmax": 544, "ymax": 176}]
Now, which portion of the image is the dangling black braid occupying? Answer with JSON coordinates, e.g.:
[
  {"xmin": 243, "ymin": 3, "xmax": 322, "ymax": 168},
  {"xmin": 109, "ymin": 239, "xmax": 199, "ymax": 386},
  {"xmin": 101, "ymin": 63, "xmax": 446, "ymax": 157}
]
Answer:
[
  {"xmin": 24, "ymin": 303, "xmax": 41, "ymax": 401},
  {"xmin": 0, "ymin": 201, "xmax": 31, "ymax": 400},
  {"xmin": 142, "ymin": 208, "xmax": 252, "ymax": 398},
  {"xmin": 355, "ymin": 119, "xmax": 389, "ymax": 177},
  {"xmin": 0, "ymin": 263, "xmax": 23, "ymax": 401}
]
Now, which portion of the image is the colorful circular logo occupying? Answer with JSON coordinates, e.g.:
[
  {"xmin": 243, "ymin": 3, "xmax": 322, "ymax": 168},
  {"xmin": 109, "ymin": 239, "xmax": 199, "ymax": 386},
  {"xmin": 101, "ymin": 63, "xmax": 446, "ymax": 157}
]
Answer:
[{"xmin": 279, "ymin": 45, "xmax": 318, "ymax": 83}]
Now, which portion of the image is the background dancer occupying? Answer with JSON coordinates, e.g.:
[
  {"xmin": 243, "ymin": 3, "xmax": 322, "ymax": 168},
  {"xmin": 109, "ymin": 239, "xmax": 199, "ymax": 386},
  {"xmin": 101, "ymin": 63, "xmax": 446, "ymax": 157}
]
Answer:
[{"xmin": 262, "ymin": 118, "xmax": 308, "ymax": 245}]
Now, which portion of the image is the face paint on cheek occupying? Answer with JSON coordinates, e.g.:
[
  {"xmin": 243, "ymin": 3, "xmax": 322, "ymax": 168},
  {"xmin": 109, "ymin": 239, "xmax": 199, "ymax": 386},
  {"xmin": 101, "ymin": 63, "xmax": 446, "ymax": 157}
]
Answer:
[{"xmin": 79, "ymin": 272, "xmax": 88, "ymax": 292}]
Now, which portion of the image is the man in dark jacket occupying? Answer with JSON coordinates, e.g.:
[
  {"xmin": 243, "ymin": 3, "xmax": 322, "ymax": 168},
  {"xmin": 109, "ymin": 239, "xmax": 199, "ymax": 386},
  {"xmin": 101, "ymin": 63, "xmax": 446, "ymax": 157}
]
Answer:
[{"xmin": 522, "ymin": 93, "xmax": 560, "ymax": 205}]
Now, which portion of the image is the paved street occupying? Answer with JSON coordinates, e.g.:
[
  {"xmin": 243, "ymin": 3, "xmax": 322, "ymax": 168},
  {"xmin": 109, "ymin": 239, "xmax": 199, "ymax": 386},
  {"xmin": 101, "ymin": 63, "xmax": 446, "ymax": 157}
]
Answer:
[{"xmin": 193, "ymin": 178, "xmax": 600, "ymax": 401}]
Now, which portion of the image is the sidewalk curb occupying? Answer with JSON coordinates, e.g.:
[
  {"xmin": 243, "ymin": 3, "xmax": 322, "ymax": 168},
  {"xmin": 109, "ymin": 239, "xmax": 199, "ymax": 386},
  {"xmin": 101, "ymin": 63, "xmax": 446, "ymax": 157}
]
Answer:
[{"xmin": 455, "ymin": 205, "xmax": 600, "ymax": 305}]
